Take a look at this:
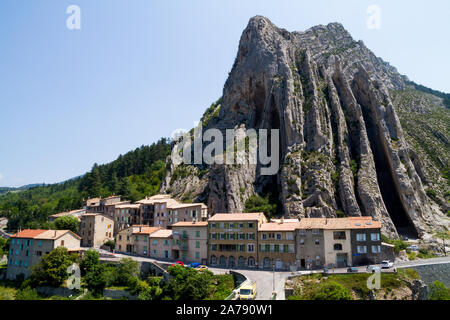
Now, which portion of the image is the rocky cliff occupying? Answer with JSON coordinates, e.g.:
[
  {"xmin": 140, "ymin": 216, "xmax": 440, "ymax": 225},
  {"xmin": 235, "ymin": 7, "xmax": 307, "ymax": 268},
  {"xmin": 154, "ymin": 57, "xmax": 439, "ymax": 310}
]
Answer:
[{"xmin": 161, "ymin": 16, "xmax": 449, "ymax": 238}]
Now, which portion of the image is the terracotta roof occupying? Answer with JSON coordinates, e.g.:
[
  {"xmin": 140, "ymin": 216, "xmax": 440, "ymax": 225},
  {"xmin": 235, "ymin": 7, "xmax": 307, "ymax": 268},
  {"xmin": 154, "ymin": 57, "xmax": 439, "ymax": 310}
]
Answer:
[
  {"xmin": 35, "ymin": 230, "xmax": 82, "ymax": 240},
  {"xmin": 11, "ymin": 229, "xmax": 81, "ymax": 240},
  {"xmin": 258, "ymin": 222, "xmax": 300, "ymax": 231},
  {"xmin": 132, "ymin": 227, "xmax": 161, "ymax": 235},
  {"xmin": 208, "ymin": 212, "xmax": 266, "ymax": 222},
  {"xmin": 10, "ymin": 229, "xmax": 47, "ymax": 239},
  {"xmin": 150, "ymin": 229, "xmax": 173, "ymax": 238},
  {"xmin": 297, "ymin": 217, "xmax": 381, "ymax": 230},
  {"xmin": 171, "ymin": 221, "xmax": 208, "ymax": 227}
]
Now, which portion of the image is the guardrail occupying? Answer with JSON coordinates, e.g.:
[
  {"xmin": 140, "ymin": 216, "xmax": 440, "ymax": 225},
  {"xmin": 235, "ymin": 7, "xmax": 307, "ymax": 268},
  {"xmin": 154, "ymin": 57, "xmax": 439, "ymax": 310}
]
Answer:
[{"xmin": 225, "ymin": 271, "xmax": 250, "ymax": 300}]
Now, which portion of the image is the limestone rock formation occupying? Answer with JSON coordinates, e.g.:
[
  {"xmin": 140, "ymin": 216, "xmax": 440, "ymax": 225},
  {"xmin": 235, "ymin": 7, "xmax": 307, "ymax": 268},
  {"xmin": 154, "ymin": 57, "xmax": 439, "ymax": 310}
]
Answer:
[{"xmin": 161, "ymin": 16, "xmax": 449, "ymax": 238}]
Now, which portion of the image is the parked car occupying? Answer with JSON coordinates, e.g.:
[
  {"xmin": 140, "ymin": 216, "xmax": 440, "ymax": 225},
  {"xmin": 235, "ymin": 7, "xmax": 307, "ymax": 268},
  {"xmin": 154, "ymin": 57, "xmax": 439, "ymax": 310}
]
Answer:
[
  {"xmin": 347, "ymin": 267, "xmax": 358, "ymax": 273},
  {"xmin": 187, "ymin": 263, "xmax": 200, "ymax": 268},
  {"xmin": 170, "ymin": 261, "xmax": 185, "ymax": 267},
  {"xmin": 366, "ymin": 265, "xmax": 381, "ymax": 273},
  {"xmin": 407, "ymin": 245, "xmax": 419, "ymax": 251},
  {"xmin": 197, "ymin": 265, "xmax": 209, "ymax": 271},
  {"xmin": 381, "ymin": 260, "xmax": 394, "ymax": 269}
]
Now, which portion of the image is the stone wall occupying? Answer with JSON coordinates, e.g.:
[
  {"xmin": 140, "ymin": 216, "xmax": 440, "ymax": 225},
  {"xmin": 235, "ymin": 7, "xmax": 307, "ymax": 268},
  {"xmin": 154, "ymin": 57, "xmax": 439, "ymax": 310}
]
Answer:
[{"xmin": 407, "ymin": 263, "xmax": 450, "ymax": 287}]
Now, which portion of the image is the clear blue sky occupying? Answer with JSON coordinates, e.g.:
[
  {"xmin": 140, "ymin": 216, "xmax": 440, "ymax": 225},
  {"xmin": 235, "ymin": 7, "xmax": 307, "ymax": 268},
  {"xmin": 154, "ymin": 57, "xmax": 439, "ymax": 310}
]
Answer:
[{"xmin": 1, "ymin": 0, "xmax": 449, "ymax": 187}]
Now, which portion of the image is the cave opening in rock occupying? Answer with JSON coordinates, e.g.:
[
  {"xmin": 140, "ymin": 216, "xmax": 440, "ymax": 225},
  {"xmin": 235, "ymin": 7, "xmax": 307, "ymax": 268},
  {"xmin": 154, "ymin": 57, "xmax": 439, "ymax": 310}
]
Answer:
[{"xmin": 357, "ymin": 98, "xmax": 419, "ymax": 238}]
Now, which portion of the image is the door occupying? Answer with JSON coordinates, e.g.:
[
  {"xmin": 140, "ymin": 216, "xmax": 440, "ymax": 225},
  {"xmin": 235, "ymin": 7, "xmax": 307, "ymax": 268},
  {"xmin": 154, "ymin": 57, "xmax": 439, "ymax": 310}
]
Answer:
[
  {"xmin": 336, "ymin": 253, "xmax": 348, "ymax": 267},
  {"xmin": 275, "ymin": 259, "xmax": 283, "ymax": 270},
  {"xmin": 300, "ymin": 259, "xmax": 305, "ymax": 268}
]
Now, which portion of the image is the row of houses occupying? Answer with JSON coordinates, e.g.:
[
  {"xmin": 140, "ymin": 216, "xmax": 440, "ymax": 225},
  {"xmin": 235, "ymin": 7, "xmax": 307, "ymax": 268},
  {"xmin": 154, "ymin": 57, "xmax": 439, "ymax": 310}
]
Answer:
[{"xmin": 114, "ymin": 212, "xmax": 384, "ymax": 271}]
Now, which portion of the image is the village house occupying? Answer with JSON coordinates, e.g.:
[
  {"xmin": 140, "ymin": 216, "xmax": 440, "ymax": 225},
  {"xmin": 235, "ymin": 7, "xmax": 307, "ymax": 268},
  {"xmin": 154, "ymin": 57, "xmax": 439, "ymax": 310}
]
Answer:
[
  {"xmin": 349, "ymin": 217, "xmax": 383, "ymax": 265},
  {"xmin": 115, "ymin": 225, "xmax": 150, "ymax": 254},
  {"xmin": 171, "ymin": 221, "xmax": 208, "ymax": 264},
  {"xmin": 137, "ymin": 194, "xmax": 208, "ymax": 228},
  {"xmin": 258, "ymin": 218, "xmax": 298, "ymax": 271},
  {"xmin": 132, "ymin": 226, "xmax": 160, "ymax": 256},
  {"xmin": 6, "ymin": 229, "xmax": 81, "ymax": 280},
  {"xmin": 208, "ymin": 212, "xmax": 267, "ymax": 269},
  {"xmin": 113, "ymin": 204, "xmax": 142, "ymax": 234},
  {"xmin": 150, "ymin": 229, "xmax": 173, "ymax": 260},
  {"xmin": 296, "ymin": 218, "xmax": 326, "ymax": 269},
  {"xmin": 78, "ymin": 213, "xmax": 114, "ymax": 248}
]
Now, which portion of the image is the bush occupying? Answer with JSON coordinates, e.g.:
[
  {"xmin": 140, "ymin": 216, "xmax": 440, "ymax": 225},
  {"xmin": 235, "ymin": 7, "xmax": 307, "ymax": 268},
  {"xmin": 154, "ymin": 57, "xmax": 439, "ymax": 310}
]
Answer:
[
  {"xmin": 312, "ymin": 282, "xmax": 352, "ymax": 300},
  {"xmin": 29, "ymin": 247, "xmax": 73, "ymax": 288},
  {"xmin": 104, "ymin": 240, "xmax": 115, "ymax": 252},
  {"xmin": 116, "ymin": 258, "xmax": 139, "ymax": 287},
  {"xmin": 15, "ymin": 287, "xmax": 41, "ymax": 300},
  {"xmin": 80, "ymin": 249, "xmax": 100, "ymax": 276},
  {"xmin": 54, "ymin": 216, "xmax": 80, "ymax": 233},
  {"xmin": 429, "ymin": 280, "xmax": 450, "ymax": 300}
]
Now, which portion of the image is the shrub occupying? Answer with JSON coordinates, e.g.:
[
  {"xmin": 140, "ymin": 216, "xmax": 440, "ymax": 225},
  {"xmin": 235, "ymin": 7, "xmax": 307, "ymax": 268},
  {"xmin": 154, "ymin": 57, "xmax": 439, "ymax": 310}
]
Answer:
[
  {"xmin": 116, "ymin": 258, "xmax": 140, "ymax": 287},
  {"xmin": 79, "ymin": 249, "xmax": 100, "ymax": 276},
  {"xmin": 104, "ymin": 240, "xmax": 115, "ymax": 251},
  {"xmin": 29, "ymin": 247, "xmax": 73, "ymax": 288},
  {"xmin": 15, "ymin": 287, "xmax": 41, "ymax": 300},
  {"xmin": 54, "ymin": 216, "xmax": 79, "ymax": 233},
  {"xmin": 429, "ymin": 280, "xmax": 450, "ymax": 300},
  {"xmin": 312, "ymin": 281, "xmax": 352, "ymax": 300}
]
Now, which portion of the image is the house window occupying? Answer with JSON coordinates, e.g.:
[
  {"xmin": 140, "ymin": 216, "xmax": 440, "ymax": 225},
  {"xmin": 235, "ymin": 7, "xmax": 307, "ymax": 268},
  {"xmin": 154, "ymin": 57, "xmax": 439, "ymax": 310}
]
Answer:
[
  {"xmin": 239, "ymin": 233, "xmax": 245, "ymax": 240},
  {"xmin": 276, "ymin": 233, "xmax": 282, "ymax": 240},
  {"xmin": 196, "ymin": 231, "xmax": 200, "ymax": 238},
  {"xmin": 26, "ymin": 240, "xmax": 31, "ymax": 246},
  {"xmin": 248, "ymin": 223, "xmax": 254, "ymax": 228},
  {"xmin": 153, "ymin": 240, "xmax": 157, "ymax": 245},
  {"xmin": 334, "ymin": 243, "xmax": 343, "ymax": 251},
  {"xmin": 371, "ymin": 245, "xmax": 381, "ymax": 253},
  {"xmin": 274, "ymin": 245, "xmax": 279, "ymax": 252},
  {"xmin": 119, "ymin": 235, "xmax": 122, "ymax": 241},
  {"xmin": 286, "ymin": 233, "xmax": 293, "ymax": 240},
  {"xmin": 356, "ymin": 233, "xmax": 366, "ymax": 241},
  {"xmin": 299, "ymin": 230, "xmax": 306, "ymax": 236},
  {"xmin": 333, "ymin": 231, "xmax": 346, "ymax": 240},
  {"xmin": 196, "ymin": 241, "xmax": 200, "ymax": 249},
  {"xmin": 211, "ymin": 244, "xmax": 217, "ymax": 251},
  {"xmin": 38, "ymin": 240, "xmax": 42, "ymax": 247},
  {"xmin": 283, "ymin": 245, "xmax": 289, "ymax": 253},
  {"xmin": 312, "ymin": 229, "xmax": 319, "ymax": 235},
  {"xmin": 299, "ymin": 239, "xmax": 305, "ymax": 245},
  {"xmin": 247, "ymin": 244, "xmax": 254, "ymax": 252},
  {"xmin": 239, "ymin": 223, "xmax": 244, "ymax": 228},
  {"xmin": 248, "ymin": 233, "xmax": 255, "ymax": 240},
  {"xmin": 119, "ymin": 245, "xmax": 122, "ymax": 250},
  {"xmin": 61, "ymin": 240, "xmax": 65, "ymax": 246},
  {"xmin": 370, "ymin": 233, "xmax": 380, "ymax": 241},
  {"xmin": 220, "ymin": 233, "xmax": 226, "ymax": 240},
  {"xmin": 210, "ymin": 223, "xmax": 216, "ymax": 229},
  {"xmin": 195, "ymin": 252, "xmax": 200, "ymax": 259},
  {"xmin": 262, "ymin": 233, "xmax": 267, "ymax": 240},
  {"xmin": 314, "ymin": 239, "xmax": 320, "ymax": 245},
  {"xmin": 357, "ymin": 246, "xmax": 367, "ymax": 253},
  {"xmin": 265, "ymin": 244, "xmax": 270, "ymax": 252}
]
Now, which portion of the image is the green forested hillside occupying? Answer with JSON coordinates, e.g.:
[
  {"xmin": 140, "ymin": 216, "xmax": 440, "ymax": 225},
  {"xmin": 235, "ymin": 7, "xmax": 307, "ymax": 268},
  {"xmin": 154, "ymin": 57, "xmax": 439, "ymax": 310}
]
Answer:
[{"xmin": 0, "ymin": 138, "xmax": 171, "ymax": 232}]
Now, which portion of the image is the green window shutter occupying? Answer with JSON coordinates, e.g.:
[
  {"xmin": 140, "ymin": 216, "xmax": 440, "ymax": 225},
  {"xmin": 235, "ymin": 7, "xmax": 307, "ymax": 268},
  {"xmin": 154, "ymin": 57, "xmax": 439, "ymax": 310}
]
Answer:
[
  {"xmin": 265, "ymin": 244, "xmax": 270, "ymax": 252},
  {"xmin": 259, "ymin": 244, "xmax": 262, "ymax": 251},
  {"xmin": 284, "ymin": 245, "xmax": 288, "ymax": 253},
  {"xmin": 245, "ymin": 233, "xmax": 248, "ymax": 240}
]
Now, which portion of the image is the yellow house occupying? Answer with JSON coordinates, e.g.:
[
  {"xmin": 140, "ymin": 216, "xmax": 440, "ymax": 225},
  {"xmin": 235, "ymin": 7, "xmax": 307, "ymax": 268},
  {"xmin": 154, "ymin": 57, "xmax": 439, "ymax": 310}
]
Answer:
[{"xmin": 208, "ymin": 212, "xmax": 267, "ymax": 269}]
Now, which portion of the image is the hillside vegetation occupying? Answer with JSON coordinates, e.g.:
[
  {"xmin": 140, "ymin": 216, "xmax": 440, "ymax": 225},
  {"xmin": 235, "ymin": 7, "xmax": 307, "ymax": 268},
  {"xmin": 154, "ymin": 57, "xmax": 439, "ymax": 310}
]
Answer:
[{"xmin": 0, "ymin": 138, "xmax": 171, "ymax": 232}]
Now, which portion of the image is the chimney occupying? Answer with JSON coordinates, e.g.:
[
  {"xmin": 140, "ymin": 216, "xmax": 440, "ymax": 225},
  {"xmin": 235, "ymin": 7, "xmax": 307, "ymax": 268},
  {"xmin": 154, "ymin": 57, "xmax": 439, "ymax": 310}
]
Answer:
[
  {"xmin": 280, "ymin": 217, "xmax": 284, "ymax": 224},
  {"xmin": 54, "ymin": 230, "xmax": 57, "ymax": 237}
]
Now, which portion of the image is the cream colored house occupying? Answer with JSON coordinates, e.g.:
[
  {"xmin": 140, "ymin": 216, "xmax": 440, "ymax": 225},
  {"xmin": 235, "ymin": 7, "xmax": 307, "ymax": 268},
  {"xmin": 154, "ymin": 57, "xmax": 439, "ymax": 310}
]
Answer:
[
  {"xmin": 149, "ymin": 229, "xmax": 173, "ymax": 260},
  {"xmin": 171, "ymin": 221, "xmax": 208, "ymax": 264},
  {"xmin": 79, "ymin": 214, "xmax": 114, "ymax": 248},
  {"xmin": 6, "ymin": 229, "xmax": 81, "ymax": 280},
  {"xmin": 132, "ymin": 226, "xmax": 160, "ymax": 256},
  {"xmin": 113, "ymin": 204, "xmax": 142, "ymax": 234}
]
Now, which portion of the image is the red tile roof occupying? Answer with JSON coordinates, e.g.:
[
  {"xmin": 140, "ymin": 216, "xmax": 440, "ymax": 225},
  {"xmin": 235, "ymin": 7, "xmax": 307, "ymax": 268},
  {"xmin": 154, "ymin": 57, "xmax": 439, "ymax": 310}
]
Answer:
[{"xmin": 10, "ymin": 229, "xmax": 47, "ymax": 239}]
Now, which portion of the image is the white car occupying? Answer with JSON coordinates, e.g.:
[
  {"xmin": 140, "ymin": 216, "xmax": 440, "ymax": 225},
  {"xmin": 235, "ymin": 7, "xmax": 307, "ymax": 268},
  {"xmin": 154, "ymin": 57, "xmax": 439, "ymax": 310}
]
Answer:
[{"xmin": 381, "ymin": 260, "xmax": 394, "ymax": 269}]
